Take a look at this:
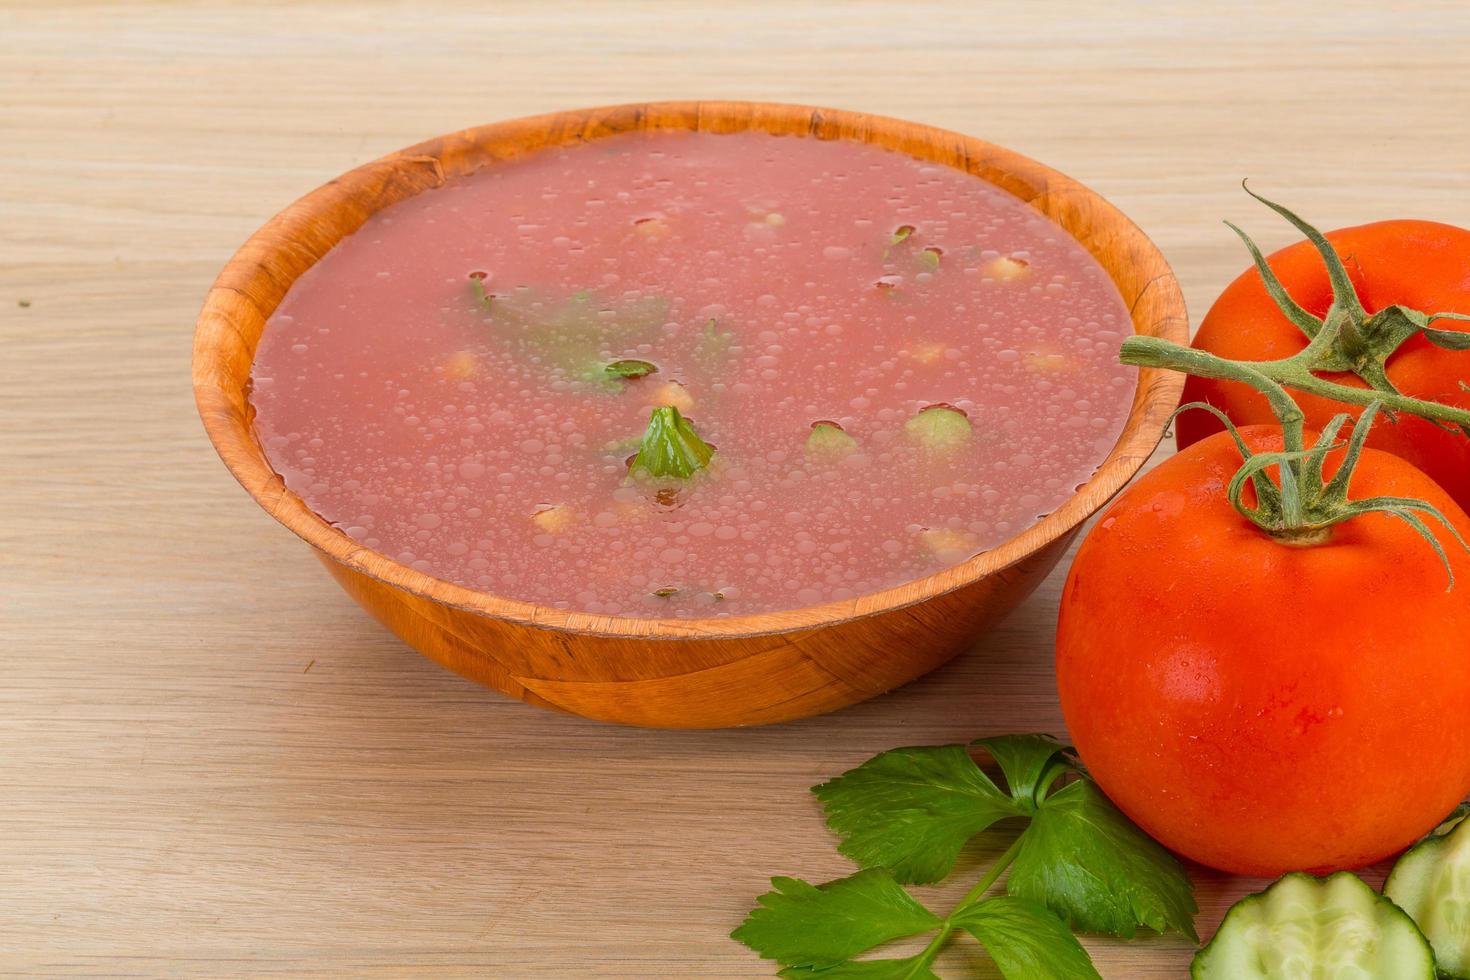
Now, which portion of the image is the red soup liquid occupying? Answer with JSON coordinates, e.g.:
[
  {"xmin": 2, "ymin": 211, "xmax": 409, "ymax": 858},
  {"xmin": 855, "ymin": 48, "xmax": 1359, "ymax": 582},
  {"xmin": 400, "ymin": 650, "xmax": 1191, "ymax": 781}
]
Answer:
[{"xmin": 252, "ymin": 130, "xmax": 1135, "ymax": 618}]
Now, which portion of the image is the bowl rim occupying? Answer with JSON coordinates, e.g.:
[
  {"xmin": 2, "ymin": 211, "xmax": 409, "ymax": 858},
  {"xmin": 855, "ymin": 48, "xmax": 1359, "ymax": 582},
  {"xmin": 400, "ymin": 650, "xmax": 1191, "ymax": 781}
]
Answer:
[{"xmin": 193, "ymin": 100, "xmax": 1187, "ymax": 640}]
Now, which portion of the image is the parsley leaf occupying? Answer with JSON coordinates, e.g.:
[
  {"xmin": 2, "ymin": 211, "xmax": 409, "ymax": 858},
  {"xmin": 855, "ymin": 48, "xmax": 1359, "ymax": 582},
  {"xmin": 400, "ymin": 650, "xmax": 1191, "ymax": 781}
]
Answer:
[
  {"xmin": 1008, "ymin": 779, "xmax": 1198, "ymax": 940},
  {"xmin": 472, "ymin": 284, "xmax": 669, "ymax": 388},
  {"xmin": 813, "ymin": 746, "xmax": 1023, "ymax": 885},
  {"xmin": 602, "ymin": 358, "xmax": 658, "ymax": 381},
  {"xmin": 732, "ymin": 870, "xmax": 940, "ymax": 970},
  {"xmin": 629, "ymin": 405, "xmax": 715, "ymax": 479},
  {"xmin": 973, "ymin": 734, "xmax": 1070, "ymax": 808},
  {"xmin": 954, "ymin": 896, "xmax": 1102, "ymax": 980},
  {"xmin": 735, "ymin": 734, "xmax": 1195, "ymax": 977},
  {"xmin": 778, "ymin": 956, "xmax": 939, "ymax": 979}
]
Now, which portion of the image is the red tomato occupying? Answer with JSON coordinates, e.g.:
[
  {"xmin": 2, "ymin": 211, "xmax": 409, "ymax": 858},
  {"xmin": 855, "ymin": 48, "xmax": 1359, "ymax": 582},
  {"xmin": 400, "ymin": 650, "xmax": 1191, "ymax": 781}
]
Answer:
[
  {"xmin": 1177, "ymin": 220, "xmax": 1470, "ymax": 509},
  {"xmin": 1055, "ymin": 425, "xmax": 1470, "ymax": 877}
]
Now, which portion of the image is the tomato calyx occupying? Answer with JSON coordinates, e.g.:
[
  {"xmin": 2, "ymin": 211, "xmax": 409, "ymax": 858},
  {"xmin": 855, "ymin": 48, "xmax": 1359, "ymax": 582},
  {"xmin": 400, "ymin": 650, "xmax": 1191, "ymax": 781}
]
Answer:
[
  {"xmin": 1216, "ymin": 400, "xmax": 1462, "ymax": 567},
  {"xmin": 1217, "ymin": 183, "xmax": 1470, "ymax": 436},
  {"xmin": 1125, "ymin": 340, "xmax": 1470, "ymax": 586}
]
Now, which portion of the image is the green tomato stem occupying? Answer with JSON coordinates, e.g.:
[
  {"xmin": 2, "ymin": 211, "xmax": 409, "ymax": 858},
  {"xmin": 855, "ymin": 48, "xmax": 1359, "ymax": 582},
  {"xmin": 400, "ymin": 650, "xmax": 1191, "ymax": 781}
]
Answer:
[
  {"xmin": 1120, "ymin": 336, "xmax": 1469, "ymax": 584},
  {"xmin": 1121, "ymin": 337, "xmax": 1306, "ymax": 452},
  {"xmin": 1220, "ymin": 184, "xmax": 1470, "ymax": 436}
]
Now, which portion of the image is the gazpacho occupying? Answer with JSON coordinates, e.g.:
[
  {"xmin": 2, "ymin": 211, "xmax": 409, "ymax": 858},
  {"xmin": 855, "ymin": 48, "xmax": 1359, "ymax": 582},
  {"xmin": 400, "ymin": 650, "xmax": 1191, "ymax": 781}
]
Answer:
[{"xmin": 250, "ymin": 130, "xmax": 1134, "ymax": 617}]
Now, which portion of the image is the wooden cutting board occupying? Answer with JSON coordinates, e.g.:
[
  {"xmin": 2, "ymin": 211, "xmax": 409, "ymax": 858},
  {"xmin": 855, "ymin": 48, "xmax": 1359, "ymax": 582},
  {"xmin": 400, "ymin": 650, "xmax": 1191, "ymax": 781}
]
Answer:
[{"xmin": 4, "ymin": 1, "xmax": 1468, "ymax": 974}]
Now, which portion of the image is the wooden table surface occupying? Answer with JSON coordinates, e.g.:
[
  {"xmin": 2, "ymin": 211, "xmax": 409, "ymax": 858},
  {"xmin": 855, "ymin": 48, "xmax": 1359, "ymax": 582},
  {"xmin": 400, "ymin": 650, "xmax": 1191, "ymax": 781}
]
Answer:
[{"xmin": 5, "ymin": 2, "xmax": 1469, "ymax": 975}]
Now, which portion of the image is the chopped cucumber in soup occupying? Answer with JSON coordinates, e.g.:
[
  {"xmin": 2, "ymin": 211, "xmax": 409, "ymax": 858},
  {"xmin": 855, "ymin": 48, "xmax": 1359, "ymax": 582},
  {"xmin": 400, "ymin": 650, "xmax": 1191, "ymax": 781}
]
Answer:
[
  {"xmin": 1191, "ymin": 872, "xmax": 1435, "ymax": 979},
  {"xmin": 904, "ymin": 404, "xmax": 972, "ymax": 450},
  {"xmin": 1386, "ymin": 807, "xmax": 1470, "ymax": 978},
  {"xmin": 805, "ymin": 420, "xmax": 858, "ymax": 459}
]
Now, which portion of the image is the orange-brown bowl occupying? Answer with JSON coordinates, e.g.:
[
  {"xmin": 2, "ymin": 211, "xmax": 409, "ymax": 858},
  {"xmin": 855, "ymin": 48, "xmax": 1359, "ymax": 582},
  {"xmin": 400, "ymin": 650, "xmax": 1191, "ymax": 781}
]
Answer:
[{"xmin": 193, "ymin": 101, "xmax": 1186, "ymax": 728}]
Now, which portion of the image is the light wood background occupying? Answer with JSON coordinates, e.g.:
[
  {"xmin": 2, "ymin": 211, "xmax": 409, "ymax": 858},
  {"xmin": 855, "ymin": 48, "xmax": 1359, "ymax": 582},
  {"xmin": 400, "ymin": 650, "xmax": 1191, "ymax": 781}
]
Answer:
[{"xmin": 4, "ymin": 2, "xmax": 1469, "ymax": 976}]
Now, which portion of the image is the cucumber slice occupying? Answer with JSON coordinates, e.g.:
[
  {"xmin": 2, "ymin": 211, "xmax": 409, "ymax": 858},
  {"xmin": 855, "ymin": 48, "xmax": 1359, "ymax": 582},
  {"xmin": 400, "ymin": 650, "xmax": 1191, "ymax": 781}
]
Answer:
[
  {"xmin": 1386, "ymin": 807, "xmax": 1470, "ymax": 978},
  {"xmin": 1191, "ymin": 871, "xmax": 1435, "ymax": 979}
]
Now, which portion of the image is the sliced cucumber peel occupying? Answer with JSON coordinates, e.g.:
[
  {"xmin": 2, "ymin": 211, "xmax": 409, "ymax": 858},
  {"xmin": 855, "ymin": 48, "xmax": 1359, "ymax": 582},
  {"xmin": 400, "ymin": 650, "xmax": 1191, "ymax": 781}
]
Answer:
[
  {"xmin": 1386, "ymin": 807, "xmax": 1470, "ymax": 979},
  {"xmin": 1192, "ymin": 871, "xmax": 1435, "ymax": 979}
]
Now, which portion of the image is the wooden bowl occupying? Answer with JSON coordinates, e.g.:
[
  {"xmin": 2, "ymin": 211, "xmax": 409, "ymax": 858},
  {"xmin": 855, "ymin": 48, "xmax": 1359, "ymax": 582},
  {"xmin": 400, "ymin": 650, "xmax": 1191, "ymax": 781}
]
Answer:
[{"xmin": 194, "ymin": 102, "xmax": 1186, "ymax": 728}]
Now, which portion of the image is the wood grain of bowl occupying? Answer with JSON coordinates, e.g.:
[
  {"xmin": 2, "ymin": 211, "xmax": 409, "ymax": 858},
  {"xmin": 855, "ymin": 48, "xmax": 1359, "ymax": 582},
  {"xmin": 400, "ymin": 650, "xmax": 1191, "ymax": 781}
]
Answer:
[{"xmin": 193, "ymin": 101, "xmax": 1187, "ymax": 728}]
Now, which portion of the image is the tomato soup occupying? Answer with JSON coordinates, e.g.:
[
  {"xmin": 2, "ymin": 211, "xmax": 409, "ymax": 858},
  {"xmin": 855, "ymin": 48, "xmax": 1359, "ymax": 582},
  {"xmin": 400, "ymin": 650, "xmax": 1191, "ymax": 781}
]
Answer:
[{"xmin": 251, "ymin": 130, "xmax": 1134, "ymax": 617}]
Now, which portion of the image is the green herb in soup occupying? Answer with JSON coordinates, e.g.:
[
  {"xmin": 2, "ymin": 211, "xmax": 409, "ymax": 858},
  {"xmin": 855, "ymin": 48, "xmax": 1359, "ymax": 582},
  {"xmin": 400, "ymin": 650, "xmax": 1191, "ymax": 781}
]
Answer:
[
  {"xmin": 473, "ymin": 284, "xmax": 669, "ymax": 389},
  {"xmin": 630, "ymin": 406, "xmax": 715, "ymax": 481}
]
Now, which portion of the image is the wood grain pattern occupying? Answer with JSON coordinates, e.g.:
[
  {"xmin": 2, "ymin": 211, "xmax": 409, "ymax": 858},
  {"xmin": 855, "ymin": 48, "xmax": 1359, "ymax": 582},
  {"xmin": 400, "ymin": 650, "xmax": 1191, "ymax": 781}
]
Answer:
[
  {"xmin": 6, "ymin": 1, "xmax": 1470, "ymax": 975},
  {"xmin": 194, "ymin": 101, "xmax": 1187, "ymax": 727}
]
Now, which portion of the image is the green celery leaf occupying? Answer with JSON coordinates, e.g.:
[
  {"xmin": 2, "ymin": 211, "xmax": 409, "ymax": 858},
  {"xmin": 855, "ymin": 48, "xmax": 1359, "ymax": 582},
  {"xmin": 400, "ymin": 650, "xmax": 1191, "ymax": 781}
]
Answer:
[
  {"xmin": 813, "ymin": 746, "xmax": 1024, "ymax": 885},
  {"xmin": 779, "ymin": 955, "xmax": 939, "ymax": 979},
  {"xmin": 629, "ymin": 406, "xmax": 715, "ymax": 479},
  {"xmin": 732, "ymin": 870, "xmax": 941, "ymax": 969},
  {"xmin": 973, "ymin": 735, "xmax": 1071, "ymax": 808},
  {"xmin": 1007, "ymin": 780, "xmax": 1198, "ymax": 940},
  {"xmin": 954, "ymin": 896, "xmax": 1102, "ymax": 980}
]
